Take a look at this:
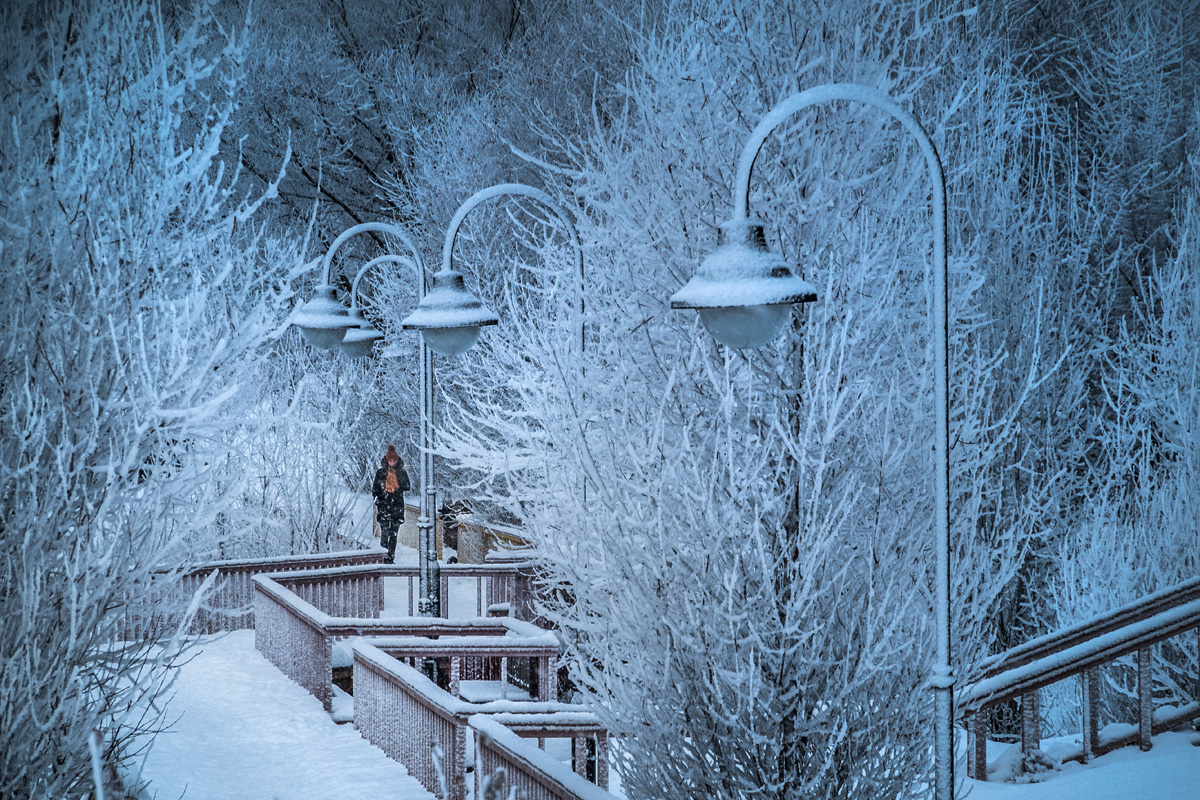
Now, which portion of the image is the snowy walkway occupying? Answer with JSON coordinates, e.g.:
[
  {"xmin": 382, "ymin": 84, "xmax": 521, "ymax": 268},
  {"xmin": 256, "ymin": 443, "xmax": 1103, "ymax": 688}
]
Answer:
[{"xmin": 132, "ymin": 630, "xmax": 434, "ymax": 800}]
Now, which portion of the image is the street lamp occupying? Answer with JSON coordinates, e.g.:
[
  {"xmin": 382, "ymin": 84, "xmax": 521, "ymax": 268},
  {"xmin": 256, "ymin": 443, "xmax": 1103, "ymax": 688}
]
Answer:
[
  {"xmin": 670, "ymin": 83, "xmax": 954, "ymax": 799},
  {"xmin": 399, "ymin": 181, "xmax": 586, "ymax": 548},
  {"xmin": 291, "ymin": 222, "xmax": 449, "ymax": 617},
  {"xmin": 293, "ymin": 283, "xmax": 352, "ymax": 351},
  {"xmin": 401, "ymin": 182, "xmax": 583, "ymax": 356},
  {"xmin": 339, "ymin": 255, "xmax": 416, "ymax": 359}
]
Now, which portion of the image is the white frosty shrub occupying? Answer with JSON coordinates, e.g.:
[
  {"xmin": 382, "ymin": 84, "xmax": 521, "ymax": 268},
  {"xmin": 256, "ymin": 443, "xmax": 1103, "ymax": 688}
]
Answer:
[{"xmin": 0, "ymin": 1, "xmax": 296, "ymax": 796}]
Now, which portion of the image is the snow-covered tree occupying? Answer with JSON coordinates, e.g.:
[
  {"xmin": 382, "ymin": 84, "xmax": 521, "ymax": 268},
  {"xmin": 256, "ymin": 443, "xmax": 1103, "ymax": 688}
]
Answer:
[
  {"xmin": 405, "ymin": 1, "xmax": 1064, "ymax": 796},
  {"xmin": 1044, "ymin": 124, "xmax": 1200, "ymax": 733},
  {"xmin": 0, "ymin": 1, "xmax": 296, "ymax": 794}
]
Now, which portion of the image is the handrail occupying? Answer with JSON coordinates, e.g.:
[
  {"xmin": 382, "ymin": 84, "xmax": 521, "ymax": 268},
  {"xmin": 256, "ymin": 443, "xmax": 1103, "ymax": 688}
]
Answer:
[
  {"xmin": 121, "ymin": 548, "xmax": 386, "ymax": 639},
  {"xmin": 158, "ymin": 545, "xmax": 385, "ymax": 577},
  {"xmin": 263, "ymin": 559, "xmax": 535, "ymax": 619},
  {"xmin": 372, "ymin": 633, "xmax": 560, "ymax": 702},
  {"xmin": 471, "ymin": 716, "xmax": 615, "ymax": 800},
  {"xmin": 961, "ymin": 579, "xmax": 1200, "ymax": 781},
  {"xmin": 974, "ymin": 576, "xmax": 1200, "ymax": 677},
  {"xmin": 252, "ymin": 569, "xmax": 539, "ymax": 710},
  {"xmin": 963, "ymin": 598, "xmax": 1200, "ymax": 708}
]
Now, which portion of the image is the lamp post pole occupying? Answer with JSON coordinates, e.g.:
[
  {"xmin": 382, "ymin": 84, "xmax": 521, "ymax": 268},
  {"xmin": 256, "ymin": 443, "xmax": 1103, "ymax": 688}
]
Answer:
[{"xmin": 672, "ymin": 83, "xmax": 953, "ymax": 798}]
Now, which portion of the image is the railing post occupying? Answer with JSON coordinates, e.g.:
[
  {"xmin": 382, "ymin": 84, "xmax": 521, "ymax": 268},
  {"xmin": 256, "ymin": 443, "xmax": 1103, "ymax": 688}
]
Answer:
[
  {"xmin": 968, "ymin": 708, "xmax": 988, "ymax": 781},
  {"xmin": 1081, "ymin": 667, "xmax": 1099, "ymax": 763},
  {"xmin": 452, "ymin": 721, "xmax": 467, "ymax": 800},
  {"xmin": 597, "ymin": 733, "xmax": 610, "ymax": 789},
  {"xmin": 440, "ymin": 572, "xmax": 450, "ymax": 617},
  {"xmin": 1021, "ymin": 690, "xmax": 1040, "ymax": 754},
  {"xmin": 574, "ymin": 736, "xmax": 587, "ymax": 779},
  {"xmin": 1138, "ymin": 645, "xmax": 1153, "ymax": 751},
  {"xmin": 450, "ymin": 656, "xmax": 461, "ymax": 698},
  {"xmin": 538, "ymin": 656, "xmax": 551, "ymax": 702}
]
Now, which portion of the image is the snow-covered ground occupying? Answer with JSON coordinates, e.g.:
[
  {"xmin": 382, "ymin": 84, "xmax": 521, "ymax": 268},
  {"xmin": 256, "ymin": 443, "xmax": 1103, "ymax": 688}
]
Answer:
[
  {"xmin": 967, "ymin": 731, "xmax": 1200, "ymax": 800},
  {"xmin": 132, "ymin": 623, "xmax": 1197, "ymax": 800}
]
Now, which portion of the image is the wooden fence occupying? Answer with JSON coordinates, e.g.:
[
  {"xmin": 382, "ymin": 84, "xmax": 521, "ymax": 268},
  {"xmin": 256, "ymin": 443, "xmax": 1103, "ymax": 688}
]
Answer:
[
  {"xmin": 471, "ymin": 716, "xmax": 613, "ymax": 800},
  {"xmin": 119, "ymin": 546, "xmax": 386, "ymax": 639},
  {"xmin": 961, "ymin": 576, "xmax": 1200, "ymax": 780},
  {"xmin": 252, "ymin": 565, "xmax": 540, "ymax": 711}
]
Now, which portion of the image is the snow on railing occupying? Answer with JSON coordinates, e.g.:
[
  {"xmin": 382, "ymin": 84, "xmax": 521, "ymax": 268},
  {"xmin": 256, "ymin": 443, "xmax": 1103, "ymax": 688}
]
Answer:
[
  {"xmin": 254, "ymin": 575, "xmax": 341, "ymax": 710},
  {"xmin": 119, "ymin": 547, "xmax": 386, "ymax": 639},
  {"xmin": 370, "ymin": 632, "xmax": 561, "ymax": 703},
  {"xmin": 269, "ymin": 563, "xmax": 387, "ymax": 619},
  {"xmin": 353, "ymin": 642, "xmax": 611, "ymax": 800},
  {"xmin": 442, "ymin": 561, "xmax": 536, "ymax": 618},
  {"xmin": 961, "ymin": 578, "xmax": 1200, "ymax": 780}
]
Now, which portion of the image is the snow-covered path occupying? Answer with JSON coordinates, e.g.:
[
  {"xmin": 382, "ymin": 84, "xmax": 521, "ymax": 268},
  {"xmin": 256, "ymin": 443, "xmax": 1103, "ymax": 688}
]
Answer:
[{"xmin": 132, "ymin": 630, "xmax": 434, "ymax": 800}]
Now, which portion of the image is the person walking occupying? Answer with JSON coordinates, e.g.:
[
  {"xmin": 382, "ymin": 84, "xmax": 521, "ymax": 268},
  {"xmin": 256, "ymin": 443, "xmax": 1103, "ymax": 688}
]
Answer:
[{"xmin": 372, "ymin": 445, "xmax": 410, "ymax": 564}]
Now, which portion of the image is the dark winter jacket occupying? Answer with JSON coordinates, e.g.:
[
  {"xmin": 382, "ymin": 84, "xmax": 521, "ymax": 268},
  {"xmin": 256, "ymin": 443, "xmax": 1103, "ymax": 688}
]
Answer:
[{"xmin": 372, "ymin": 461, "xmax": 411, "ymax": 523}]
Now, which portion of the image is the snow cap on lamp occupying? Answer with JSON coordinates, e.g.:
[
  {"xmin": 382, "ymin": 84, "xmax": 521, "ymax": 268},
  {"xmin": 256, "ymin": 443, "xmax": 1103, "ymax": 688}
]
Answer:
[
  {"xmin": 399, "ymin": 269, "xmax": 499, "ymax": 356},
  {"xmin": 670, "ymin": 217, "xmax": 818, "ymax": 349},
  {"xmin": 294, "ymin": 284, "xmax": 352, "ymax": 350}
]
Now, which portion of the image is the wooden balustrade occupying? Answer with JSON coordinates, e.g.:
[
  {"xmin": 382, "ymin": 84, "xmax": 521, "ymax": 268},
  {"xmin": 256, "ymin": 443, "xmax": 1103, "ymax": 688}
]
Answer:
[
  {"xmin": 118, "ymin": 547, "xmax": 386, "ymax": 639},
  {"xmin": 471, "ymin": 716, "xmax": 615, "ymax": 800},
  {"xmin": 371, "ymin": 633, "xmax": 560, "ymax": 703},
  {"xmin": 961, "ymin": 578, "xmax": 1200, "ymax": 781},
  {"xmin": 353, "ymin": 642, "xmax": 610, "ymax": 800},
  {"xmin": 253, "ymin": 571, "xmax": 544, "ymax": 711},
  {"xmin": 439, "ymin": 561, "xmax": 535, "ymax": 619}
]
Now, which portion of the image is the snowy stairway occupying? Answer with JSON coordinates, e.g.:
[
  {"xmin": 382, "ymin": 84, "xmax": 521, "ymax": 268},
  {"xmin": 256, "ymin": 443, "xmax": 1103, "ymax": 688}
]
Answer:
[
  {"xmin": 247, "ymin": 552, "xmax": 617, "ymax": 800},
  {"xmin": 961, "ymin": 577, "xmax": 1200, "ymax": 780}
]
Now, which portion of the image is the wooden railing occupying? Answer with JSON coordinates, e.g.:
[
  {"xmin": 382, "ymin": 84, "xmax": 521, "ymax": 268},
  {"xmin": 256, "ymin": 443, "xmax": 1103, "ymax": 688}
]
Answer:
[
  {"xmin": 441, "ymin": 562, "xmax": 534, "ymax": 619},
  {"xmin": 253, "ymin": 567, "xmax": 541, "ymax": 710},
  {"xmin": 471, "ymin": 716, "xmax": 614, "ymax": 800},
  {"xmin": 352, "ymin": 642, "xmax": 611, "ymax": 800},
  {"xmin": 372, "ymin": 633, "xmax": 560, "ymax": 703},
  {"xmin": 120, "ymin": 547, "xmax": 386, "ymax": 639},
  {"xmin": 961, "ymin": 576, "xmax": 1200, "ymax": 780}
]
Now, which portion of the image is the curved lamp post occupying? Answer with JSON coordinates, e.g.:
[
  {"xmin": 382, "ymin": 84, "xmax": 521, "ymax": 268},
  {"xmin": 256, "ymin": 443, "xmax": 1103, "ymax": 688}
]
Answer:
[
  {"xmin": 670, "ymin": 83, "xmax": 953, "ymax": 799},
  {"xmin": 401, "ymin": 182, "xmax": 584, "ymax": 355},
  {"xmin": 291, "ymin": 222, "xmax": 447, "ymax": 617},
  {"xmin": 339, "ymin": 254, "xmax": 417, "ymax": 359},
  {"xmin": 399, "ymin": 183, "xmax": 586, "ymax": 569}
]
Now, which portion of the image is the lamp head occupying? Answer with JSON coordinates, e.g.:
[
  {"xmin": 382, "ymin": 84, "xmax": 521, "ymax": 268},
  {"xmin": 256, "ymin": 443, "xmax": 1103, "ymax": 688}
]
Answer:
[
  {"xmin": 669, "ymin": 218, "xmax": 818, "ymax": 349},
  {"xmin": 400, "ymin": 269, "xmax": 499, "ymax": 356},
  {"xmin": 339, "ymin": 308, "xmax": 384, "ymax": 359},
  {"xmin": 294, "ymin": 284, "xmax": 351, "ymax": 350}
]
